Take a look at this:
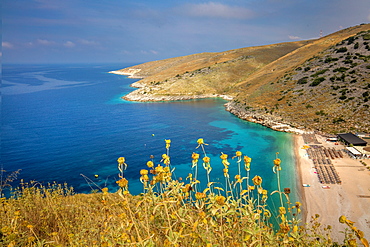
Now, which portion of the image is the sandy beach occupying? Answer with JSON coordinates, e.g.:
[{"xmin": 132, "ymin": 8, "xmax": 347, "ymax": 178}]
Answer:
[{"xmin": 294, "ymin": 134, "xmax": 370, "ymax": 242}]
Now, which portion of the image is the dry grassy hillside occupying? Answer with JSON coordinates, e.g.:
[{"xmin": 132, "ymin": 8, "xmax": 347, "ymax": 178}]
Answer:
[
  {"xmin": 232, "ymin": 24, "xmax": 370, "ymax": 133},
  {"xmin": 116, "ymin": 24, "xmax": 370, "ymax": 134},
  {"xmin": 117, "ymin": 41, "xmax": 310, "ymax": 96}
]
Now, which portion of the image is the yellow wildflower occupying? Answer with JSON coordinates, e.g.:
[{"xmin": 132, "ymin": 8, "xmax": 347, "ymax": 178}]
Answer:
[
  {"xmin": 279, "ymin": 207, "xmax": 286, "ymax": 215},
  {"xmin": 203, "ymin": 156, "xmax": 211, "ymax": 163},
  {"xmin": 195, "ymin": 192, "xmax": 206, "ymax": 200},
  {"xmin": 220, "ymin": 153, "xmax": 228, "ymax": 160},
  {"xmin": 165, "ymin": 139, "xmax": 171, "ymax": 149},
  {"xmin": 215, "ymin": 195, "xmax": 226, "ymax": 205},
  {"xmin": 102, "ymin": 187, "xmax": 109, "ymax": 194},
  {"xmin": 161, "ymin": 154, "xmax": 170, "ymax": 165},
  {"xmin": 274, "ymin": 158, "xmax": 281, "ymax": 166},
  {"xmin": 117, "ymin": 157, "xmax": 125, "ymax": 164},
  {"xmin": 140, "ymin": 169, "xmax": 148, "ymax": 176},
  {"xmin": 182, "ymin": 184, "xmax": 192, "ymax": 193},
  {"xmin": 244, "ymin": 156, "xmax": 252, "ymax": 163},
  {"xmin": 192, "ymin": 152, "xmax": 200, "ymax": 160},
  {"xmin": 155, "ymin": 164, "xmax": 164, "ymax": 173},
  {"xmin": 248, "ymin": 185, "xmax": 255, "ymax": 191},
  {"xmin": 196, "ymin": 138, "xmax": 208, "ymax": 147},
  {"xmin": 252, "ymin": 175, "xmax": 262, "ymax": 186},
  {"xmin": 293, "ymin": 225, "xmax": 298, "ymax": 233},
  {"xmin": 198, "ymin": 211, "xmax": 206, "ymax": 219},
  {"xmin": 163, "ymin": 166, "xmax": 170, "ymax": 173},
  {"xmin": 339, "ymin": 215, "xmax": 347, "ymax": 224},
  {"xmin": 234, "ymin": 174, "xmax": 241, "ymax": 180},
  {"xmin": 273, "ymin": 158, "xmax": 282, "ymax": 173},
  {"xmin": 147, "ymin": 161, "xmax": 154, "ymax": 168},
  {"xmin": 235, "ymin": 151, "xmax": 242, "ymax": 157},
  {"xmin": 116, "ymin": 178, "xmax": 128, "ymax": 188}
]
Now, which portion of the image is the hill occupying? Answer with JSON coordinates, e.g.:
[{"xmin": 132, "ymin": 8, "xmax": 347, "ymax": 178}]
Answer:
[{"xmin": 113, "ymin": 24, "xmax": 370, "ymax": 134}]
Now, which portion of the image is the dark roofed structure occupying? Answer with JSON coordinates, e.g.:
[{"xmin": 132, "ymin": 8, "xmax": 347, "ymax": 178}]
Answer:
[{"xmin": 337, "ymin": 133, "xmax": 368, "ymax": 146}]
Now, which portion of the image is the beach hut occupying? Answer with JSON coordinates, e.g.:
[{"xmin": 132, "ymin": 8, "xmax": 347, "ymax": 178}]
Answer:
[
  {"xmin": 345, "ymin": 147, "xmax": 364, "ymax": 158},
  {"xmin": 337, "ymin": 133, "xmax": 367, "ymax": 146}
]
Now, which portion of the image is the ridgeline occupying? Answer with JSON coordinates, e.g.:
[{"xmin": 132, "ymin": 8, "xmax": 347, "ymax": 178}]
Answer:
[{"xmin": 113, "ymin": 24, "xmax": 370, "ymax": 134}]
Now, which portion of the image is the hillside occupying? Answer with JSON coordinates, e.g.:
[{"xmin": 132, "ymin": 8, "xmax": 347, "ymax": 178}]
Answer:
[{"xmin": 114, "ymin": 24, "xmax": 370, "ymax": 134}]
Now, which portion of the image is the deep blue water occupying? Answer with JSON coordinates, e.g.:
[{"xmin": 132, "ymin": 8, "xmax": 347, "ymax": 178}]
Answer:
[{"xmin": 1, "ymin": 63, "xmax": 298, "ymax": 214}]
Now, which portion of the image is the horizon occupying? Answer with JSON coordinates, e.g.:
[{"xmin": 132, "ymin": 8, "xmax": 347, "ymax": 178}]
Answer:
[{"xmin": 2, "ymin": 0, "xmax": 370, "ymax": 65}]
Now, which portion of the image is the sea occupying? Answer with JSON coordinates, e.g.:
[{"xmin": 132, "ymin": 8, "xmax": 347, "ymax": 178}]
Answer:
[{"xmin": 2, "ymin": 63, "xmax": 299, "ymax": 216}]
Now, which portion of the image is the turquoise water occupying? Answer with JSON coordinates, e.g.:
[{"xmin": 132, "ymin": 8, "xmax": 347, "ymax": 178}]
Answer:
[{"xmin": 2, "ymin": 64, "xmax": 298, "ymax": 218}]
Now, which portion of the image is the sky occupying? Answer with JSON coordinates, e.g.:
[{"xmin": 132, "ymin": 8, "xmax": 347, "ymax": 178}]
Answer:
[{"xmin": 2, "ymin": 0, "xmax": 370, "ymax": 64}]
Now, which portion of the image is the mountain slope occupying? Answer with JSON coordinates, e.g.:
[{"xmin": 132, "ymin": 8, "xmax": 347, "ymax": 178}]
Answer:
[{"xmin": 114, "ymin": 24, "xmax": 370, "ymax": 133}]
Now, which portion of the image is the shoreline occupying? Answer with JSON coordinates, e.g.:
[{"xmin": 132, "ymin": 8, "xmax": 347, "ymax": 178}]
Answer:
[
  {"xmin": 294, "ymin": 133, "xmax": 370, "ymax": 242},
  {"xmin": 293, "ymin": 134, "xmax": 308, "ymax": 225}
]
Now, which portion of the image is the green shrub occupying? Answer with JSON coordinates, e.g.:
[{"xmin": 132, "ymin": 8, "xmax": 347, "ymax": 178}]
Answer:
[
  {"xmin": 336, "ymin": 47, "xmax": 347, "ymax": 53},
  {"xmin": 309, "ymin": 77, "xmax": 325, "ymax": 86},
  {"xmin": 324, "ymin": 57, "xmax": 339, "ymax": 63},
  {"xmin": 333, "ymin": 67, "xmax": 349, "ymax": 73},
  {"xmin": 311, "ymin": 69, "xmax": 328, "ymax": 77},
  {"xmin": 363, "ymin": 33, "xmax": 370, "ymax": 40},
  {"xmin": 297, "ymin": 77, "xmax": 308, "ymax": 84}
]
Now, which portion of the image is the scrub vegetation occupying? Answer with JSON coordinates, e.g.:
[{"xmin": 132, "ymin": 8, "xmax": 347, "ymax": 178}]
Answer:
[{"xmin": 1, "ymin": 140, "xmax": 368, "ymax": 246}]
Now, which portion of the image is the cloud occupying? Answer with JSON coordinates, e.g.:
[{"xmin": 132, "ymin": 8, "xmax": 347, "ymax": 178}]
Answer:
[
  {"xmin": 182, "ymin": 2, "xmax": 255, "ymax": 19},
  {"xmin": 78, "ymin": 39, "xmax": 100, "ymax": 46},
  {"xmin": 2, "ymin": 41, "xmax": 14, "ymax": 49},
  {"xmin": 63, "ymin": 41, "xmax": 76, "ymax": 48},
  {"xmin": 288, "ymin": 35, "xmax": 301, "ymax": 40},
  {"xmin": 37, "ymin": 39, "xmax": 56, "ymax": 45},
  {"xmin": 140, "ymin": 50, "xmax": 159, "ymax": 55}
]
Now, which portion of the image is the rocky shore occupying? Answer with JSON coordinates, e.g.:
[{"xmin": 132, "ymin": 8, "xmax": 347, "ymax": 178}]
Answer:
[
  {"xmin": 122, "ymin": 84, "xmax": 307, "ymax": 134},
  {"xmin": 123, "ymin": 91, "xmax": 222, "ymax": 102},
  {"xmin": 224, "ymin": 101, "xmax": 308, "ymax": 134}
]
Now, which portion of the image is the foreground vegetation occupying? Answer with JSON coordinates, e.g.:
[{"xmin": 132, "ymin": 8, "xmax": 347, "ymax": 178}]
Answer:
[{"xmin": 1, "ymin": 139, "xmax": 368, "ymax": 246}]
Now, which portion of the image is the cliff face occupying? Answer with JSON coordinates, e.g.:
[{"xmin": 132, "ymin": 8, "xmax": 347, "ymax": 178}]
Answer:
[{"xmin": 115, "ymin": 24, "xmax": 370, "ymax": 134}]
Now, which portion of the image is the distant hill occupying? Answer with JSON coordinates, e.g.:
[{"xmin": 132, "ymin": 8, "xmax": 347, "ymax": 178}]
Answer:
[{"xmin": 114, "ymin": 24, "xmax": 370, "ymax": 134}]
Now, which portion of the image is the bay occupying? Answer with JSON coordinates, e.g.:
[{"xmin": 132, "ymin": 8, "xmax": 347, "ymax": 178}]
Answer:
[{"xmin": 1, "ymin": 64, "xmax": 299, "ymax": 218}]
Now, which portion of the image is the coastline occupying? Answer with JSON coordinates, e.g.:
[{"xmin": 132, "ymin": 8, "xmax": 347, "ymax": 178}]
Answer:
[
  {"xmin": 294, "ymin": 133, "xmax": 370, "ymax": 242},
  {"xmin": 122, "ymin": 85, "xmax": 307, "ymax": 135},
  {"xmin": 293, "ymin": 134, "xmax": 308, "ymax": 225}
]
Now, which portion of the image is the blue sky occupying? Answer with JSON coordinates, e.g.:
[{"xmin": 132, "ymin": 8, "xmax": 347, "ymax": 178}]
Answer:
[{"xmin": 2, "ymin": 0, "xmax": 370, "ymax": 64}]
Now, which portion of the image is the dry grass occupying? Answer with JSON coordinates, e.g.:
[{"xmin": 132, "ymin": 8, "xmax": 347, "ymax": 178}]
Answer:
[{"xmin": 1, "ymin": 139, "xmax": 368, "ymax": 246}]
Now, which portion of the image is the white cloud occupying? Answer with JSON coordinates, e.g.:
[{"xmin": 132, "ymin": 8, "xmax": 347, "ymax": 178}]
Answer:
[
  {"xmin": 63, "ymin": 41, "xmax": 76, "ymax": 48},
  {"xmin": 140, "ymin": 50, "xmax": 159, "ymax": 55},
  {"xmin": 288, "ymin": 35, "xmax": 301, "ymax": 40},
  {"xmin": 78, "ymin": 39, "xmax": 100, "ymax": 46},
  {"xmin": 182, "ymin": 2, "xmax": 254, "ymax": 19},
  {"xmin": 37, "ymin": 39, "xmax": 56, "ymax": 45},
  {"xmin": 2, "ymin": 41, "xmax": 14, "ymax": 49}
]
